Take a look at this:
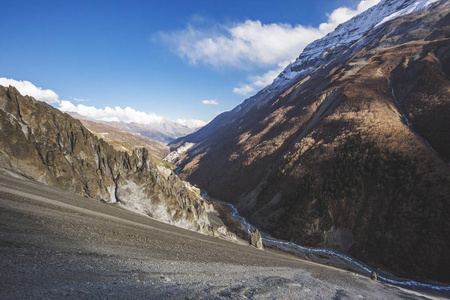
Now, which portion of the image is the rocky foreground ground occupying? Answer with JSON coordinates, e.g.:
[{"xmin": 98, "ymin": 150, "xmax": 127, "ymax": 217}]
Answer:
[{"xmin": 0, "ymin": 169, "xmax": 447, "ymax": 299}]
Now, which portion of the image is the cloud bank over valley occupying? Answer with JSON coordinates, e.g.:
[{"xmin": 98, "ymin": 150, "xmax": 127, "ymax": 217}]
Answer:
[{"xmin": 0, "ymin": 77, "xmax": 207, "ymax": 129}]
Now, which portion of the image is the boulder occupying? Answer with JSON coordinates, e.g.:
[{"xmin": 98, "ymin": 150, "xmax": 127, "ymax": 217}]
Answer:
[
  {"xmin": 371, "ymin": 271, "xmax": 378, "ymax": 281},
  {"xmin": 250, "ymin": 229, "xmax": 263, "ymax": 249}
]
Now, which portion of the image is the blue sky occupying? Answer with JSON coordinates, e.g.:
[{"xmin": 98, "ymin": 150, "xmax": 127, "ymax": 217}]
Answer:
[{"xmin": 0, "ymin": 0, "xmax": 379, "ymax": 126}]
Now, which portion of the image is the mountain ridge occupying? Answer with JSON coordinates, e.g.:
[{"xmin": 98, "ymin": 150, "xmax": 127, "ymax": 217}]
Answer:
[
  {"xmin": 171, "ymin": 0, "xmax": 444, "ymax": 149},
  {"xmin": 0, "ymin": 85, "xmax": 229, "ymax": 237},
  {"xmin": 68, "ymin": 113, "xmax": 170, "ymax": 159},
  {"xmin": 90, "ymin": 117, "xmax": 202, "ymax": 145},
  {"xmin": 170, "ymin": 0, "xmax": 450, "ymax": 282},
  {"xmin": 168, "ymin": 0, "xmax": 443, "ymax": 148}
]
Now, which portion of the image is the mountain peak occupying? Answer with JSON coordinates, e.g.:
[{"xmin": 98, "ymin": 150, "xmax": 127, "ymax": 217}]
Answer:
[
  {"xmin": 172, "ymin": 0, "xmax": 450, "ymax": 283},
  {"xmin": 228, "ymin": 0, "xmax": 442, "ymax": 116},
  {"xmin": 287, "ymin": 0, "xmax": 440, "ymax": 80}
]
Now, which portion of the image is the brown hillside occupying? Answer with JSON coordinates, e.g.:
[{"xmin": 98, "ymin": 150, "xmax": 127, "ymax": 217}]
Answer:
[{"xmin": 174, "ymin": 3, "xmax": 450, "ymax": 282}]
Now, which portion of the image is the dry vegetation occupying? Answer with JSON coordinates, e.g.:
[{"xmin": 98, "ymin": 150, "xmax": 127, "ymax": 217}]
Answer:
[{"xmin": 176, "ymin": 5, "xmax": 450, "ymax": 283}]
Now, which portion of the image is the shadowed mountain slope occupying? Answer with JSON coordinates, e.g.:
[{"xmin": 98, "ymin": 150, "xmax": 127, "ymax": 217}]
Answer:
[{"xmin": 171, "ymin": 0, "xmax": 450, "ymax": 282}]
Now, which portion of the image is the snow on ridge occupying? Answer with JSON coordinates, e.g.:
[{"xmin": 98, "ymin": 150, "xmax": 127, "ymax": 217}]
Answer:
[
  {"xmin": 228, "ymin": 0, "xmax": 442, "ymax": 116},
  {"xmin": 292, "ymin": 0, "xmax": 412, "ymax": 67},
  {"xmin": 231, "ymin": 0, "xmax": 410, "ymax": 112},
  {"xmin": 176, "ymin": 119, "xmax": 208, "ymax": 129},
  {"xmin": 290, "ymin": 0, "xmax": 441, "ymax": 71},
  {"xmin": 257, "ymin": 0, "xmax": 441, "ymax": 99},
  {"xmin": 376, "ymin": 0, "xmax": 440, "ymax": 27}
]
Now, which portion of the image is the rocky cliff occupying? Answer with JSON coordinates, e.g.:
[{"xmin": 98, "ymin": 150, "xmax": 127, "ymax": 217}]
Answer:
[
  {"xmin": 0, "ymin": 85, "xmax": 215, "ymax": 234},
  {"xmin": 170, "ymin": 0, "xmax": 450, "ymax": 282}
]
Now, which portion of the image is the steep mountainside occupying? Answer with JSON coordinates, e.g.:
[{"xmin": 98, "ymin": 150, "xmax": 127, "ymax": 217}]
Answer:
[
  {"xmin": 70, "ymin": 114, "xmax": 170, "ymax": 159},
  {"xmin": 0, "ymin": 85, "xmax": 215, "ymax": 234},
  {"xmin": 171, "ymin": 0, "xmax": 450, "ymax": 282}
]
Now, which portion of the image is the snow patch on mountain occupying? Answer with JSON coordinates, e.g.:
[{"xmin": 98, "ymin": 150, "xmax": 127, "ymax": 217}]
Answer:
[
  {"xmin": 229, "ymin": 0, "xmax": 430, "ymax": 114},
  {"xmin": 292, "ymin": 0, "xmax": 441, "ymax": 70},
  {"xmin": 236, "ymin": 0, "xmax": 442, "ymax": 113},
  {"xmin": 376, "ymin": 0, "xmax": 440, "ymax": 27}
]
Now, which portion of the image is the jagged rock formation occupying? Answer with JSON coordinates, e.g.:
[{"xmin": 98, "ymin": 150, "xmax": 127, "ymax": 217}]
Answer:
[
  {"xmin": 164, "ymin": 142, "xmax": 195, "ymax": 164},
  {"xmin": 170, "ymin": 0, "xmax": 450, "ymax": 282},
  {"xmin": 0, "ymin": 85, "xmax": 213, "ymax": 233},
  {"xmin": 250, "ymin": 229, "xmax": 263, "ymax": 250}
]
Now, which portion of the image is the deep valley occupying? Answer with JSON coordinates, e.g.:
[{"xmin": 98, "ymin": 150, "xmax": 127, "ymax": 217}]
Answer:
[
  {"xmin": 1, "ymin": 169, "xmax": 446, "ymax": 299},
  {"xmin": 1, "ymin": 0, "xmax": 450, "ymax": 298}
]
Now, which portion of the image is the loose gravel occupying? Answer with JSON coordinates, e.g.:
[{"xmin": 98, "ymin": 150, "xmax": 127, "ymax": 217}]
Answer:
[{"xmin": 0, "ymin": 170, "xmax": 446, "ymax": 299}]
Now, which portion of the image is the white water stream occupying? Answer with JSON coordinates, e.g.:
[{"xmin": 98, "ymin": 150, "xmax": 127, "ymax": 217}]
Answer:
[{"xmin": 205, "ymin": 192, "xmax": 450, "ymax": 291}]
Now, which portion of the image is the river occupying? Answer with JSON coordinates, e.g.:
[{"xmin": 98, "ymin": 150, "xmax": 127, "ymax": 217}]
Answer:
[{"xmin": 203, "ymin": 191, "xmax": 450, "ymax": 291}]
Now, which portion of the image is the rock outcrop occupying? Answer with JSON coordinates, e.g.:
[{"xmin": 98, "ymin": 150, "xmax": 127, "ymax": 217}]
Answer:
[
  {"xmin": 0, "ymin": 85, "xmax": 213, "ymax": 233},
  {"xmin": 170, "ymin": 0, "xmax": 450, "ymax": 282},
  {"xmin": 371, "ymin": 271, "xmax": 378, "ymax": 281},
  {"xmin": 250, "ymin": 229, "xmax": 263, "ymax": 250}
]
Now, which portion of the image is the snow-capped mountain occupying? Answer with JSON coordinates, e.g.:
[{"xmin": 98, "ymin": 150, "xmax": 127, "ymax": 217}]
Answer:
[
  {"xmin": 232, "ymin": 0, "xmax": 441, "ymax": 112},
  {"xmin": 69, "ymin": 112, "xmax": 204, "ymax": 145},
  {"xmin": 170, "ymin": 0, "xmax": 450, "ymax": 283},
  {"xmin": 290, "ymin": 0, "xmax": 440, "ymax": 68}
]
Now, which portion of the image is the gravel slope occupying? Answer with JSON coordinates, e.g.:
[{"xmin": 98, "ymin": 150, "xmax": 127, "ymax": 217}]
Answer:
[{"xmin": 0, "ymin": 169, "xmax": 446, "ymax": 299}]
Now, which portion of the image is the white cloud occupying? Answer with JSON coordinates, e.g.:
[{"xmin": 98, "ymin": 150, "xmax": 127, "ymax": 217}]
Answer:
[
  {"xmin": 0, "ymin": 77, "xmax": 60, "ymax": 103},
  {"xmin": 71, "ymin": 96, "xmax": 88, "ymax": 102},
  {"xmin": 158, "ymin": 0, "xmax": 381, "ymax": 97},
  {"xmin": 99, "ymin": 116, "xmax": 120, "ymax": 122},
  {"xmin": 2, "ymin": 77, "xmax": 210, "ymax": 128},
  {"xmin": 233, "ymin": 84, "xmax": 255, "ymax": 96},
  {"xmin": 159, "ymin": 0, "xmax": 380, "ymax": 71},
  {"xmin": 357, "ymin": 0, "xmax": 382, "ymax": 12},
  {"xmin": 234, "ymin": 61, "xmax": 289, "ymax": 96},
  {"xmin": 202, "ymin": 99, "xmax": 219, "ymax": 105},
  {"xmin": 233, "ymin": 0, "xmax": 381, "ymax": 96},
  {"xmin": 319, "ymin": 0, "xmax": 381, "ymax": 32},
  {"xmin": 176, "ymin": 119, "xmax": 208, "ymax": 128},
  {"xmin": 248, "ymin": 67, "xmax": 285, "ymax": 88},
  {"xmin": 159, "ymin": 20, "xmax": 323, "ymax": 70},
  {"xmin": 60, "ymin": 101, "xmax": 208, "ymax": 128},
  {"xmin": 59, "ymin": 100, "xmax": 166, "ymax": 125}
]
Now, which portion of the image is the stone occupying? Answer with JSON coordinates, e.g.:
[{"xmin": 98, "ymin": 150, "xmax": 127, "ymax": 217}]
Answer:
[
  {"xmin": 250, "ymin": 229, "xmax": 263, "ymax": 249},
  {"xmin": 371, "ymin": 271, "xmax": 377, "ymax": 281}
]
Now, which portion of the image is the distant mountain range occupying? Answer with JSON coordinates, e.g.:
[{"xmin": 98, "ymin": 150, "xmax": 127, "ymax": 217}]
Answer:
[
  {"xmin": 68, "ymin": 113, "xmax": 170, "ymax": 159},
  {"xmin": 170, "ymin": 0, "xmax": 450, "ymax": 282},
  {"xmin": 69, "ymin": 112, "xmax": 203, "ymax": 145}
]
